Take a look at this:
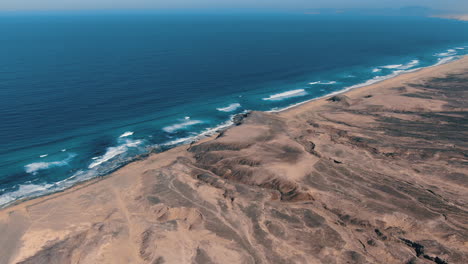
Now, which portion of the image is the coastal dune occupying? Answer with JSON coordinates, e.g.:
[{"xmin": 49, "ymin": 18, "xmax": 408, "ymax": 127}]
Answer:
[{"xmin": 1, "ymin": 58, "xmax": 468, "ymax": 264}]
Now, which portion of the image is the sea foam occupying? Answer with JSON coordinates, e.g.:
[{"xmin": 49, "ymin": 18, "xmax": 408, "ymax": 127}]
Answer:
[
  {"xmin": 88, "ymin": 139, "xmax": 143, "ymax": 169},
  {"xmin": 434, "ymin": 56, "xmax": 456, "ymax": 66},
  {"xmin": 435, "ymin": 49, "xmax": 457, "ymax": 57},
  {"xmin": 163, "ymin": 119, "xmax": 203, "ymax": 133},
  {"xmin": 376, "ymin": 60, "xmax": 419, "ymax": 71},
  {"xmin": 271, "ymin": 45, "xmax": 465, "ymax": 114},
  {"xmin": 161, "ymin": 115, "xmax": 238, "ymax": 147},
  {"xmin": 380, "ymin": 64, "xmax": 403, "ymax": 69},
  {"xmin": 309, "ymin": 81, "xmax": 337, "ymax": 85},
  {"xmin": 4, "ymin": 44, "xmax": 466, "ymax": 209},
  {"xmin": 25, "ymin": 154, "xmax": 76, "ymax": 174},
  {"xmin": 119, "ymin": 131, "xmax": 134, "ymax": 138},
  {"xmin": 0, "ymin": 183, "xmax": 53, "ymax": 206},
  {"xmin": 269, "ymin": 68, "xmax": 420, "ymax": 113},
  {"xmin": 217, "ymin": 103, "xmax": 241, "ymax": 112},
  {"xmin": 0, "ymin": 169, "xmax": 99, "ymax": 207},
  {"xmin": 263, "ymin": 89, "xmax": 307, "ymax": 101},
  {"xmin": 399, "ymin": 60, "xmax": 420, "ymax": 70}
]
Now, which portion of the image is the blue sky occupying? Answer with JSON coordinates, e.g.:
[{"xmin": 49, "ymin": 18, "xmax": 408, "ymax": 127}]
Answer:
[{"xmin": 1, "ymin": 0, "xmax": 467, "ymax": 12}]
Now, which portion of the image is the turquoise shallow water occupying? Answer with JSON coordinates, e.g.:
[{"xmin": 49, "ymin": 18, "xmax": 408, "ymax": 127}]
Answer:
[{"xmin": 1, "ymin": 12, "xmax": 468, "ymax": 206}]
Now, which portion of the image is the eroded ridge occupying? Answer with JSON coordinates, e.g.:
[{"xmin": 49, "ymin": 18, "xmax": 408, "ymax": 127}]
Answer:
[{"xmin": 1, "ymin": 67, "xmax": 467, "ymax": 264}]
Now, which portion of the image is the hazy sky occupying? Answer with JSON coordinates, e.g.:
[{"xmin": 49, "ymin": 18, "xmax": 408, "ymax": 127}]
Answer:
[{"xmin": 1, "ymin": 0, "xmax": 468, "ymax": 12}]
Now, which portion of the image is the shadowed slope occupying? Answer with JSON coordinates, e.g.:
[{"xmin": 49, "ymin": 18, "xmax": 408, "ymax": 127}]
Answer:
[{"xmin": 1, "ymin": 59, "xmax": 468, "ymax": 264}]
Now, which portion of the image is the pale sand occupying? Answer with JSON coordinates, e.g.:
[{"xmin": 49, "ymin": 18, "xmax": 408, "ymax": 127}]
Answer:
[{"xmin": 1, "ymin": 56, "xmax": 467, "ymax": 264}]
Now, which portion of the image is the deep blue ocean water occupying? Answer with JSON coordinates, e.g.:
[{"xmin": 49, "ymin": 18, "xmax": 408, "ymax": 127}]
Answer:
[{"xmin": 1, "ymin": 12, "xmax": 468, "ymax": 206}]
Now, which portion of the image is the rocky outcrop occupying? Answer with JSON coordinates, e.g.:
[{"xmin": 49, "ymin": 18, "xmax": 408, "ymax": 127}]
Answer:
[{"xmin": 1, "ymin": 61, "xmax": 468, "ymax": 264}]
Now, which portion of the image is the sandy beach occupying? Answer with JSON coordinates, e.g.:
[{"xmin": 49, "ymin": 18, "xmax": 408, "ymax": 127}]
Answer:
[{"xmin": 1, "ymin": 56, "xmax": 467, "ymax": 264}]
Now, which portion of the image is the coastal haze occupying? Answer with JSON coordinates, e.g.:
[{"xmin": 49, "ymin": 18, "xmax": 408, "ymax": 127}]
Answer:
[
  {"xmin": 0, "ymin": 2, "xmax": 468, "ymax": 264},
  {"xmin": 1, "ymin": 0, "xmax": 468, "ymax": 11}
]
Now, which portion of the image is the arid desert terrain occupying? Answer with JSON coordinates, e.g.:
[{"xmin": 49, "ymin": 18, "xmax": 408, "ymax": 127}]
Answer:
[{"xmin": 1, "ymin": 57, "xmax": 467, "ymax": 264}]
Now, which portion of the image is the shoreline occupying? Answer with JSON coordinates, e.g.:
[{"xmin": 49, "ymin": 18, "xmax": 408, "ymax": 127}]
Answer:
[
  {"xmin": 275, "ymin": 54, "xmax": 466, "ymax": 114},
  {"xmin": 1, "ymin": 52, "xmax": 467, "ymax": 263},
  {"xmin": 1, "ymin": 54, "xmax": 467, "ymax": 211}
]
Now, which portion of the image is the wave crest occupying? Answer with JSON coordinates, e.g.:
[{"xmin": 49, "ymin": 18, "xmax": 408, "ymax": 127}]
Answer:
[
  {"xmin": 309, "ymin": 81, "xmax": 337, "ymax": 85},
  {"xmin": 163, "ymin": 119, "xmax": 203, "ymax": 133},
  {"xmin": 435, "ymin": 56, "xmax": 456, "ymax": 66},
  {"xmin": 399, "ymin": 60, "xmax": 420, "ymax": 70},
  {"xmin": 88, "ymin": 139, "xmax": 143, "ymax": 169},
  {"xmin": 0, "ymin": 183, "xmax": 53, "ymax": 206},
  {"xmin": 380, "ymin": 64, "xmax": 403, "ymax": 69},
  {"xmin": 377, "ymin": 60, "xmax": 419, "ymax": 71},
  {"xmin": 25, "ymin": 154, "xmax": 76, "ymax": 174},
  {"xmin": 119, "ymin": 131, "xmax": 134, "ymax": 138},
  {"xmin": 435, "ymin": 49, "xmax": 457, "ymax": 57},
  {"xmin": 217, "ymin": 103, "xmax": 241, "ymax": 112},
  {"xmin": 263, "ymin": 89, "xmax": 307, "ymax": 101}
]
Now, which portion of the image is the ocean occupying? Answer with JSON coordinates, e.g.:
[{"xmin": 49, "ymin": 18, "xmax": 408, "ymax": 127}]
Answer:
[{"xmin": 1, "ymin": 12, "xmax": 468, "ymax": 207}]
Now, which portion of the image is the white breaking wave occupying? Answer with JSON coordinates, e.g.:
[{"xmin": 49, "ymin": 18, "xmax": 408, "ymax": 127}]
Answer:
[
  {"xmin": 161, "ymin": 136, "xmax": 195, "ymax": 147},
  {"xmin": 161, "ymin": 114, "xmax": 239, "ymax": 147},
  {"xmin": 399, "ymin": 60, "xmax": 420, "ymax": 70},
  {"xmin": 435, "ymin": 49, "xmax": 457, "ymax": 57},
  {"xmin": 435, "ymin": 52, "xmax": 454, "ymax": 57},
  {"xmin": 309, "ymin": 81, "xmax": 337, "ymax": 85},
  {"xmin": 88, "ymin": 139, "xmax": 143, "ymax": 169},
  {"xmin": 163, "ymin": 119, "xmax": 203, "ymax": 133},
  {"xmin": 348, "ymin": 70, "xmax": 407, "ymax": 89},
  {"xmin": 380, "ymin": 64, "xmax": 403, "ymax": 69},
  {"xmin": 0, "ymin": 183, "xmax": 53, "ymax": 206},
  {"xmin": 25, "ymin": 161, "xmax": 62, "ymax": 174},
  {"xmin": 0, "ymin": 169, "xmax": 99, "ymax": 207},
  {"xmin": 263, "ymin": 89, "xmax": 307, "ymax": 101},
  {"xmin": 434, "ymin": 56, "xmax": 457, "ymax": 66},
  {"xmin": 25, "ymin": 154, "xmax": 76, "ymax": 174},
  {"xmin": 3, "ymin": 46, "xmax": 465, "ymax": 209},
  {"xmin": 61, "ymin": 149, "xmax": 67, "ymax": 152},
  {"xmin": 39, "ymin": 154, "xmax": 48, "ymax": 158},
  {"xmin": 375, "ymin": 60, "xmax": 419, "ymax": 72},
  {"xmin": 119, "ymin": 131, "xmax": 134, "ymax": 138},
  {"xmin": 217, "ymin": 103, "xmax": 241, "ymax": 112},
  {"xmin": 269, "ymin": 67, "xmax": 423, "ymax": 113}
]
